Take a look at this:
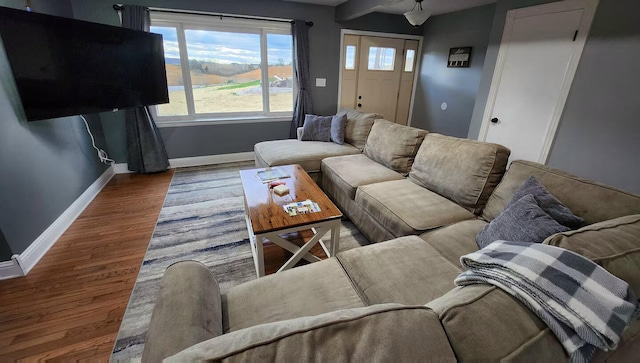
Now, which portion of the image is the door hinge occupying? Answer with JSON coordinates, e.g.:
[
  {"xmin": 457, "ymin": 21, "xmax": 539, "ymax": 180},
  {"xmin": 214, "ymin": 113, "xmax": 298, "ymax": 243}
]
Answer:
[{"xmin": 573, "ymin": 30, "xmax": 578, "ymax": 41}]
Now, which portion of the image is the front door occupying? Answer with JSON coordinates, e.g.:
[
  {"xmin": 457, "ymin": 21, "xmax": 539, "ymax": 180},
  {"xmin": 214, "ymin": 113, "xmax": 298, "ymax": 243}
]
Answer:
[
  {"xmin": 340, "ymin": 34, "xmax": 419, "ymax": 124},
  {"xmin": 356, "ymin": 36, "xmax": 405, "ymax": 121}
]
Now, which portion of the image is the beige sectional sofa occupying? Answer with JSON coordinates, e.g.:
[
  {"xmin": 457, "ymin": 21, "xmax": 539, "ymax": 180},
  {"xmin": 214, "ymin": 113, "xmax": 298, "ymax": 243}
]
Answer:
[{"xmin": 142, "ymin": 110, "xmax": 640, "ymax": 361}]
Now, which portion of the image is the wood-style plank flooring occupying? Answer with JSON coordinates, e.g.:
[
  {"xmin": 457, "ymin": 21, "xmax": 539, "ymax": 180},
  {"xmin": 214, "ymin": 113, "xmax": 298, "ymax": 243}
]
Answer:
[{"xmin": 0, "ymin": 170, "xmax": 174, "ymax": 362}]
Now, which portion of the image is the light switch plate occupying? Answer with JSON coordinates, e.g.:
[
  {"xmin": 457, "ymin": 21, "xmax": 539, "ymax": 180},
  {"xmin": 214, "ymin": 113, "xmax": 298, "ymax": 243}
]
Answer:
[{"xmin": 315, "ymin": 78, "xmax": 326, "ymax": 87}]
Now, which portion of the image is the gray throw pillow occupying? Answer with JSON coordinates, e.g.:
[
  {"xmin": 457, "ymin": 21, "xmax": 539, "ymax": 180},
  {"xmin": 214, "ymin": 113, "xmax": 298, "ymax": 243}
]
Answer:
[
  {"xmin": 330, "ymin": 114, "xmax": 347, "ymax": 145},
  {"xmin": 476, "ymin": 194, "xmax": 570, "ymax": 249},
  {"xmin": 300, "ymin": 114, "xmax": 332, "ymax": 142},
  {"xmin": 507, "ymin": 176, "xmax": 584, "ymax": 228}
]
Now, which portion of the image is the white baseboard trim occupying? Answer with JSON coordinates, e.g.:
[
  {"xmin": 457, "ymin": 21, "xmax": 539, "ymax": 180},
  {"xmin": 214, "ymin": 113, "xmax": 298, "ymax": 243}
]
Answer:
[
  {"xmin": 14, "ymin": 167, "xmax": 116, "ymax": 276},
  {"xmin": 113, "ymin": 152, "xmax": 255, "ymax": 173},
  {"xmin": 113, "ymin": 163, "xmax": 133, "ymax": 174},
  {"xmin": 0, "ymin": 256, "xmax": 24, "ymax": 280},
  {"xmin": 169, "ymin": 152, "xmax": 255, "ymax": 168}
]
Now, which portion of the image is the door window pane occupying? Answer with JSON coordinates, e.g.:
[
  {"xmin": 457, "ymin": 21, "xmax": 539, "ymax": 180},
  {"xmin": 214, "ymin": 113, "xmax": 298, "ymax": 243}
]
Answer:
[
  {"xmin": 267, "ymin": 34, "xmax": 293, "ymax": 112},
  {"xmin": 367, "ymin": 47, "xmax": 395, "ymax": 71},
  {"xmin": 184, "ymin": 30, "xmax": 263, "ymax": 114},
  {"xmin": 404, "ymin": 49, "xmax": 416, "ymax": 72},
  {"xmin": 150, "ymin": 26, "xmax": 188, "ymax": 116},
  {"xmin": 345, "ymin": 45, "xmax": 356, "ymax": 70}
]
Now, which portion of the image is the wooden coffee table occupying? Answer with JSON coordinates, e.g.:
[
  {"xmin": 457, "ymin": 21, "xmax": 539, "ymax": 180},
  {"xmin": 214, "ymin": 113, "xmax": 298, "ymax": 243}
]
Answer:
[{"xmin": 240, "ymin": 164, "xmax": 343, "ymax": 277}]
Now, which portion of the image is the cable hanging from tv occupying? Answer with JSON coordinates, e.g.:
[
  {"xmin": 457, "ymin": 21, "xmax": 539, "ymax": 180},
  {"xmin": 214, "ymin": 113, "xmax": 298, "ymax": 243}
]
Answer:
[
  {"xmin": 112, "ymin": 4, "xmax": 313, "ymax": 26},
  {"xmin": 80, "ymin": 116, "xmax": 115, "ymax": 166}
]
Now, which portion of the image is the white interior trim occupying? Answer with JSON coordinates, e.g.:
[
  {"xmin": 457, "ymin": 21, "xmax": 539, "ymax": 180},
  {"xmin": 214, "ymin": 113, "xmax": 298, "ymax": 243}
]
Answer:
[
  {"xmin": 169, "ymin": 151, "xmax": 255, "ymax": 168},
  {"xmin": 0, "ymin": 256, "xmax": 24, "ymax": 280},
  {"xmin": 15, "ymin": 167, "xmax": 115, "ymax": 275},
  {"xmin": 407, "ymin": 39, "xmax": 423, "ymax": 127},
  {"xmin": 337, "ymin": 29, "xmax": 423, "ymax": 125},
  {"xmin": 113, "ymin": 163, "xmax": 133, "ymax": 174},
  {"xmin": 477, "ymin": 0, "xmax": 599, "ymax": 164},
  {"xmin": 113, "ymin": 152, "xmax": 255, "ymax": 174}
]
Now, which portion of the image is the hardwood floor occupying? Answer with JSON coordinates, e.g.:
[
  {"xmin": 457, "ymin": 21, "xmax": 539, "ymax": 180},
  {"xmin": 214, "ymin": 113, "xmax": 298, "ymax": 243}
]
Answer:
[{"xmin": 0, "ymin": 170, "xmax": 174, "ymax": 362}]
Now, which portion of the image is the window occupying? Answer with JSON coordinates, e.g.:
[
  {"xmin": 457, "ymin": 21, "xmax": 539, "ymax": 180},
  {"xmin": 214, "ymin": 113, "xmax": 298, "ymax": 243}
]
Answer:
[
  {"xmin": 344, "ymin": 45, "xmax": 356, "ymax": 70},
  {"xmin": 404, "ymin": 49, "xmax": 415, "ymax": 72},
  {"xmin": 150, "ymin": 13, "xmax": 294, "ymax": 123},
  {"xmin": 367, "ymin": 47, "xmax": 395, "ymax": 71}
]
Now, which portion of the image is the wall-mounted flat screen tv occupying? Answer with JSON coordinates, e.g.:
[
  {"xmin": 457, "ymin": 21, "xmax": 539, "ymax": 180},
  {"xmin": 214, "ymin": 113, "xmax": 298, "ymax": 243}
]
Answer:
[{"xmin": 0, "ymin": 6, "xmax": 169, "ymax": 121}]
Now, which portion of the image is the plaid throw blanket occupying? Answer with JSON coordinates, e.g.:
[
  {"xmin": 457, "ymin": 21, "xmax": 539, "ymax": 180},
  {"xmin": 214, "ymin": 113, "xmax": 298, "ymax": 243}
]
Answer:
[{"xmin": 455, "ymin": 240, "xmax": 639, "ymax": 362}]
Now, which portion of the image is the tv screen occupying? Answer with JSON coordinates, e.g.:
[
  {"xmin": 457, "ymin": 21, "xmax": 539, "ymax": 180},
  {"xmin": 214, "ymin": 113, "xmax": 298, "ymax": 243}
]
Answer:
[{"xmin": 0, "ymin": 6, "xmax": 169, "ymax": 121}]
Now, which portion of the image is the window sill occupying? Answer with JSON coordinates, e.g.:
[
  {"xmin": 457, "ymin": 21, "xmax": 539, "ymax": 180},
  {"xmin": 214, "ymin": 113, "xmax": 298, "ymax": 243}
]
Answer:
[{"xmin": 155, "ymin": 115, "xmax": 292, "ymax": 128}]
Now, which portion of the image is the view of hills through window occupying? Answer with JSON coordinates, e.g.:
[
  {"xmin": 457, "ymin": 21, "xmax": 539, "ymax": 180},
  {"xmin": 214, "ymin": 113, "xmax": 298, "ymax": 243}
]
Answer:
[{"xmin": 151, "ymin": 26, "xmax": 293, "ymax": 118}]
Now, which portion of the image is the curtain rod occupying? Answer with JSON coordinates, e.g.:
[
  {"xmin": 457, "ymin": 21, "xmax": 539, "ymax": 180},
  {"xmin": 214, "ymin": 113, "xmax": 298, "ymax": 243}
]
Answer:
[{"xmin": 112, "ymin": 4, "xmax": 313, "ymax": 26}]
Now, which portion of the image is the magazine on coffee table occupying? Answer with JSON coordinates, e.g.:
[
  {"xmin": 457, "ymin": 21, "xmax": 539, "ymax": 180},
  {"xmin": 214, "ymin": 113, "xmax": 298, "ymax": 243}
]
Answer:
[
  {"xmin": 283, "ymin": 200, "xmax": 321, "ymax": 216},
  {"xmin": 257, "ymin": 168, "xmax": 290, "ymax": 183}
]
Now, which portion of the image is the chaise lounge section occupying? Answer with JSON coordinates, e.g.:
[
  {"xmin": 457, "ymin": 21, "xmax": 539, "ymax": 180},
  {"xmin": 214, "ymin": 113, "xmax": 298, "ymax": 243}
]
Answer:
[{"xmin": 254, "ymin": 109, "xmax": 381, "ymax": 185}]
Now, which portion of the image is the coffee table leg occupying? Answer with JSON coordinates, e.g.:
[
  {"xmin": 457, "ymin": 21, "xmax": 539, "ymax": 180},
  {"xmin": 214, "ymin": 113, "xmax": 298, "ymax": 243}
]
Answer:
[
  {"xmin": 255, "ymin": 235, "xmax": 265, "ymax": 277},
  {"xmin": 330, "ymin": 221, "xmax": 340, "ymax": 257}
]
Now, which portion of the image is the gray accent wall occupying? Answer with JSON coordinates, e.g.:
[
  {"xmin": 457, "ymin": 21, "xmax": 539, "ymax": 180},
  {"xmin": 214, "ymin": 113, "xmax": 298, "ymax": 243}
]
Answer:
[
  {"xmin": 0, "ymin": 0, "xmax": 110, "ymax": 258},
  {"xmin": 468, "ymin": 0, "xmax": 640, "ymax": 195},
  {"xmin": 411, "ymin": 4, "xmax": 495, "ymax": 137},
  {"xmin": 69, "ymin": 0, "xmax": 420, "ymax": 160}
]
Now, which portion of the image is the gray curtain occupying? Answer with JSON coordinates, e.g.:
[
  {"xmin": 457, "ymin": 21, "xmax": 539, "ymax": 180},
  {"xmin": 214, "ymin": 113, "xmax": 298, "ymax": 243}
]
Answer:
[
  {"xmin": 121, "ymin": 5, "xmax": 170, "ymax": 173},
  {"xmin": 289, "ymin": 20, "xmax": 313, "ymax": 138}
]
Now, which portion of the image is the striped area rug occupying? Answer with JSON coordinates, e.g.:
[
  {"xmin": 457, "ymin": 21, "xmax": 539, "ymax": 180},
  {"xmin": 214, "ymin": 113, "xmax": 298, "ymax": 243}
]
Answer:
[{"xmin": 111, "ymin": 162, "xmax": 370, "ymax": 360}]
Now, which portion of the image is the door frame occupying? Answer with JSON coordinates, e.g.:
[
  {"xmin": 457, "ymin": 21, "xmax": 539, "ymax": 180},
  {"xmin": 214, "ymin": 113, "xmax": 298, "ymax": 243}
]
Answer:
[
  {"xmin": 338, "ymin": 29, "xmax": 423, "ymax": 126},
  {"xmin": 478, "ymin": 0, "xmax": 598, "ymax": 163}
]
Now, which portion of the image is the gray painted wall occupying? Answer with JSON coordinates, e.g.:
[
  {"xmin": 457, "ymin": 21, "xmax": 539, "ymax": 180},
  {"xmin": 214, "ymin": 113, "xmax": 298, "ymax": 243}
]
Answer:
[
  {"xmin": 0, "ymin": 0, "xmax": 110, "ymax": 257},
  {"xmin": 468, "ymin": 0, "xmax": 640, "ymax": 194},
  {"xmin": 411, "ymin": 4, "xmax": 495, "ymax": 137},
  {"xmin": 69, "ymin": 0, "xmax": 420, "ymax": 160}
]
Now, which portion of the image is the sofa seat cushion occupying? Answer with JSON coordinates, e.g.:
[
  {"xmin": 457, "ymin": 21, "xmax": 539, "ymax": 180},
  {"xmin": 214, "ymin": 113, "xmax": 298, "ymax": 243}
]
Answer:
[
  {"xmin": 363, "ymin": 119, "xmax": 427, "ymax": 175},
  {"xmin": 337, "ymin": 236, "xmax": 462, "ymax": 305},
  {"xmin": 355, "ymin": 179, "xmax": 476, "ymax": 237},
  {"xmin": 169, "ymin": 304, "xmax": 456, "ymax": 362},
  {"xmin": 321, "ymin": 154, "xmax": 405, "ymax": 200},
  {"xmin": 222, "ymin": 258, "xmax": 365, "ymax": 333},
  {"xmin": 420, "ymin": 219, "xmax": 485, "ymax": 269},
  {"xmin": 254, "ymin": 139, "xmax": 360, "ymax": 173},
  {"xmin": 409, "ymin": 134, "xmax": 510, "ymax": 214}
]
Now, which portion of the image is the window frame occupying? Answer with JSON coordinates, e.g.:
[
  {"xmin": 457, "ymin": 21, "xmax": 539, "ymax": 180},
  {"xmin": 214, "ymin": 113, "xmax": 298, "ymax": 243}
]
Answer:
[{"xmin": 149, "ymin": 12, "xmax": 296, "ymax": 126}]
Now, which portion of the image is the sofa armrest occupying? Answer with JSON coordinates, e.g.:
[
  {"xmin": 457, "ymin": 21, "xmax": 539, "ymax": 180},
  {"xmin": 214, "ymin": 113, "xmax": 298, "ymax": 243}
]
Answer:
[
  {"xmin": 142, "ymin": 261, "xmax": 222, "ymax": 363},
  {"xmin": 166, "ymin": 304, "xmax": 456, "ymax": 361},
  {"xmin": 297, "ymin": 127, "xmax": 304, "ymax": 140}
]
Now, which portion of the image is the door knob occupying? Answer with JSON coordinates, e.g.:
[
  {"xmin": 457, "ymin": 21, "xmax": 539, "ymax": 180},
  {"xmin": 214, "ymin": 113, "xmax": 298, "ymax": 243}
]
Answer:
[
  {"xmin": 490, "ymin": 117, "xmax": 499, "ymax": 124},
  {"xmin": 357, "ymin": 103, "xmax": 362, "ymax": 108}
]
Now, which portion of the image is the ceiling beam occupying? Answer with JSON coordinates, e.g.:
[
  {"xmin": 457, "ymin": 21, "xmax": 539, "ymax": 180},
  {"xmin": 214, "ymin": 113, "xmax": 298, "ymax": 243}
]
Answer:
[{"xmin": 335, "ymin": 0, "xmax": 406, "ymax": 22}]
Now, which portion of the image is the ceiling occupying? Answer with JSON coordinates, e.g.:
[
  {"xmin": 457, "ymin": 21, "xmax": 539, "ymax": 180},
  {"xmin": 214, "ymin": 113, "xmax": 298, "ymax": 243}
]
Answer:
[{"xmin": 283, "ymin": 0, "xmax": 497, "ymax": 16}]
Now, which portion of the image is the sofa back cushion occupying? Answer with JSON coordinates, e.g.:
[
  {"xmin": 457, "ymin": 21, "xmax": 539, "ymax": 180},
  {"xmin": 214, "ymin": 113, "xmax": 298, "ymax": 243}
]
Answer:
[
  {"xmin": 168, "ymin": 304, "xmax": 456, "ymax": 362},
  {"xmin": 482, "ymin": 160, "xmax": 640, "ymax": 224},
  {"xmin": 339, "ymin": 108, "xmax": 382, "ymax": 150},
  {"xmin": 363, "ymin": 119, "xmax": 428, "ymax": 175},
  {"xmin": 409, "ymin": 134, "xmax": 510, "ymax": 214},
  {"xmin": 543, "ymin": 214, "xmax": 640, "ymax": 297}
]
